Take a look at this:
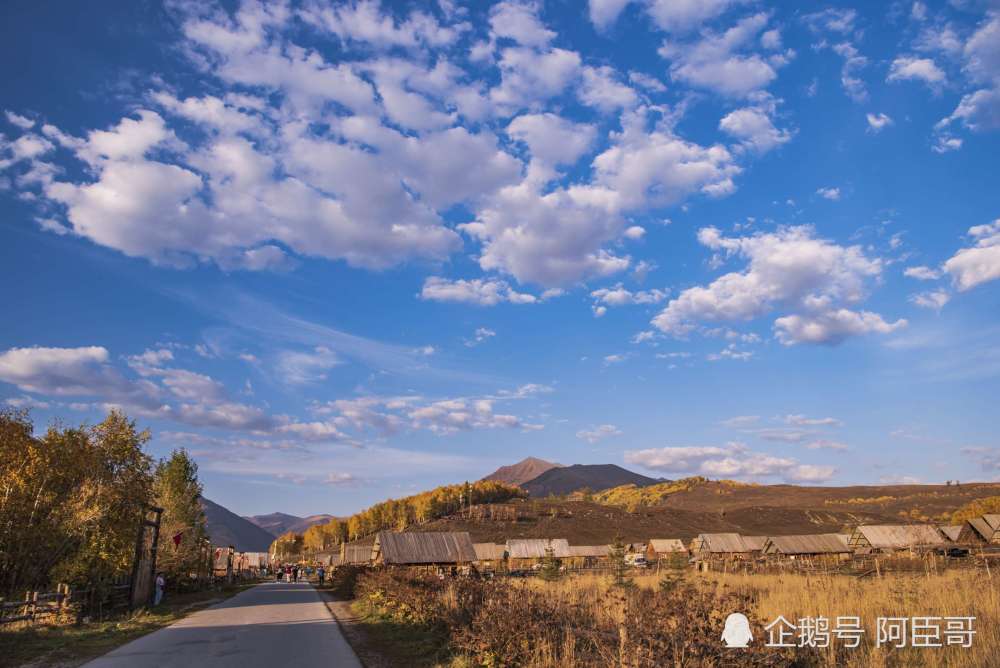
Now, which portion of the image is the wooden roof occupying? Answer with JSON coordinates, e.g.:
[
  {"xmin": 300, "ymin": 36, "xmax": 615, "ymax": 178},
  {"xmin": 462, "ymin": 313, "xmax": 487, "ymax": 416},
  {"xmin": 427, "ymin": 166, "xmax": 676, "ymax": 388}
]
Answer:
[
  {"xmin": 763, "ymin": 534, "xmax": 851, "ymax": 555},
  {"xmin": 694, "ymin": 533, "xmax": 750, "ymax": 553},
  {"xmin": 374, "ymin": 531, "xmax": 476, "ymax": 564},
  {"xmin": 506, "ymin": 538, "xmax": 571, "ymax": 559},
  {"xmin": 648, "ymin": 539, "xmax": 687, "ymax": 554},
  {"xmin": 742, "ymin": 536, "xmax": 768, "ymax": 552},
  {"xmin": 938, "ymin": 525, "xmax": 963, "ymax": 542},
  {"xmin": 473, "ymin": 543, "xmax": 507, "ymax": 561},
  {"xmin": 983, "ymin": 514, "xmax": 1000, "ymax": 531},
  {"xmin": 852, "ymin": 525, "xmax": 945, "ymax": 549},
  {"xmin": 967, "ymin": 517, "xmax": 998, "ymax": 542},
  {"xmin": 567, "ymin": 545, "xmax": 610, "ymax": 557}
]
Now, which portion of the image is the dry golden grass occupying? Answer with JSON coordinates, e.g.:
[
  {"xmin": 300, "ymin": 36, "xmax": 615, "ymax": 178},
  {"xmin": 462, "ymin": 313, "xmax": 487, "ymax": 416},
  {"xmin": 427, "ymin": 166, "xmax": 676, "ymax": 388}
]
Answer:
[{"xmin": 526, "ymin": 569, "xmax": 999, "ymax": 667}]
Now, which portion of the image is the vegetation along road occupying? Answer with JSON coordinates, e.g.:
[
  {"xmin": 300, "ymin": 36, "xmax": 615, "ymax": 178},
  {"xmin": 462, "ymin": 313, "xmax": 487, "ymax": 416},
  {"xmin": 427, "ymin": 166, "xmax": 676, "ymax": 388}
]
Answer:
[{"xmin": 81, "ymin": 582, "xmax": 362, "ymax": 668}]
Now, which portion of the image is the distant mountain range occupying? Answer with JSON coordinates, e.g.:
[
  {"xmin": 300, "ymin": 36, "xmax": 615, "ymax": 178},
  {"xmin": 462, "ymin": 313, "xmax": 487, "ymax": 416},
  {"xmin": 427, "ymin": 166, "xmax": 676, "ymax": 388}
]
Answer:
[
  {"xmin": 482, "ymin": 457, "xmax": 562, "ymax": 487},
  {"xmin": 201, "ymin": 498, "xmax": 276, "ymax": 552},
  {"xmin": 245, "ymin": 512, "xmax": 336, "ymax": 537},
  {"xmin": 520, "ymin": 464, "xmax": 661, "ymax": 497}
]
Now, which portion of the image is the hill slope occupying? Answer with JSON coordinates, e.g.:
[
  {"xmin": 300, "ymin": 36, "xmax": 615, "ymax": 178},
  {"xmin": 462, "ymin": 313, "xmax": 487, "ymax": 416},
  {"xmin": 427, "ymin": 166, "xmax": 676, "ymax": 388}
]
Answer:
[
  {"xmin": 201, "ymin": 498, "xmax": 276, "ymax": 552},
  {"xmin": 245, "ymin": 512, "xmax": 336, "ymax": 537},
  {"xmin": 522, "ymin": 464, "xmax": 659, "ymax": 497},
  {"xmin": 482, "ymin": 457, "xmax": 562, "ymax": 486}
]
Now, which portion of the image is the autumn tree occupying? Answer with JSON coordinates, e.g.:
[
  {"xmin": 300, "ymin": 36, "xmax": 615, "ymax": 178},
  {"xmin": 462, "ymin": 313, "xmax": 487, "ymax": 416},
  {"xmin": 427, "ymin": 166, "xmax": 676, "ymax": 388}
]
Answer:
[{"xmin": 153, "ymin": 448, "xmax": 208, "ymax": 583}]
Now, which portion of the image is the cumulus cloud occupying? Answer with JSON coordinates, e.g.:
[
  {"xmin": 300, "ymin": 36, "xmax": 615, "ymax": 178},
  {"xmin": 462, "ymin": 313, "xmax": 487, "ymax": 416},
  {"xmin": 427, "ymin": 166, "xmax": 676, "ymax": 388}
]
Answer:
[
  {"xmin": 719, "ymin": 105, "xmax": 793, "ymax": 153},
  {"xmin": 943, "ymin": 220, "xmax": 1000, "ymax": 291},
  {"xmin": 625, "ymin": 442, "xmax": 836, "ymax": 482},
  {"xmin": 420, "ymin": 277, "xmax": 538, "ymax": 305},
  {"xmin": 651, "ymin": 226, "xmax": 903, "ymax": 345},
  {"xmin": 658, "ymin": 13, "xmax": 786, "ymax": 98},
  {"xmin": 816, "ymin": 186, "xmax": 841, "ymax": 200},
  {"xmin": 887, "ymin": 56, "xmax": 946, "ymax": 89},
  {"xmin": 590, "ymin": 283, "xmax": 668, "ymax": 311},
  {"xmin": 465, "ymin": 327, "xmax": 497, "ymax": 347},
  {"xmin": 904, "ymin": 265, "xmax": 942, "ymax": 280},
  {"xmin": 577, "ymin": 424, "xmax": 623, "ymax": 443},
  {"xmin": 276, "ymin": 346, "xmax": 340, "ymax": 384}
]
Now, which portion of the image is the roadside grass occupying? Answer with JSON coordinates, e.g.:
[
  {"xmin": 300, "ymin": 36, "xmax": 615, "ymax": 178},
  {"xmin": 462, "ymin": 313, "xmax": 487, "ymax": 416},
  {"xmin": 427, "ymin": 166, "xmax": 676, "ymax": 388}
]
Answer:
[
  {"xmin": 0, "ymin": 583, "xmax": 254, "ymax": 668},
  {"xmin": 348, "ymin": 597, "xmax": 457, "ymax": 668}
]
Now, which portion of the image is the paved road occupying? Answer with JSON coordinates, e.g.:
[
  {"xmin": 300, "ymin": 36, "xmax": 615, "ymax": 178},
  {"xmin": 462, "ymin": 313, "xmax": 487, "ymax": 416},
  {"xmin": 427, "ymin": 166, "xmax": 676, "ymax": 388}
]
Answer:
[{"xmin": 83, "ymin": 582, "xmax": 363, "ymax": 668}]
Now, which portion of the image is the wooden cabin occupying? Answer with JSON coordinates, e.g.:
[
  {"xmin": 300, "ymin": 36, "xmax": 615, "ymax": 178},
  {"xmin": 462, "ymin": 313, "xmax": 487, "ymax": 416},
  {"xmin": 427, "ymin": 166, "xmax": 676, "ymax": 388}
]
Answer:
[
  {"xmin": 742, "ymin": 536, "xmax": 767, "ymax": 555},
  {"xmin": 956, "ymin": 515, "xmax": 1000, "ymax": 545},
  {"xmin": 762, "ymin": 534, "xmax": 852, "ymax": 562},
  {"xmin": 645, "ymin": 539, "xmax": 688, "ymax": 564},
  {"xmin": 848, "ymin": 525, "xmax": 945, "ymax": 555},
  {"xmin": 341, "ymin": 543, "xmax": 374, "ymax": 565},
  {"xmin": 690, "ymin": 533, "xmax": 752, "ymax": 560},
  {"xmin": 372, "ymin": 531, "xmax": 476, "ymax": 568},
  {"xmin": 566, "ymin": 545, "xmax": 610, "ymax": 569},
  {"xmin": 473, "ymin": 543, "xmax": 507, "ymax": 572},
  {"xmin": 506, "ymin": 538, "xmax": 571, "ymax": 570}
]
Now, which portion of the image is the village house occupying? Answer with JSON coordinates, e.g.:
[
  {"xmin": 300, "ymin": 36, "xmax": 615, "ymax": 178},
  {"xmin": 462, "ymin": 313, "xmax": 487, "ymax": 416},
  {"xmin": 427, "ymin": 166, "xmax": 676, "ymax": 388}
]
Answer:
[
  {"xmin": 645, "ymin": 539, "xmax": 688, "ymax": 564},
  {"xmin": 506, "ymin": 538, "xmax": 570, "ymax": 570},
  {"xmin": 472, "ymin": 543, "xmax": 507, "ymax": 572},
  {"xmin": 938, "ymin": 525, "xmax": 963, "ymax": 542},
  {"xmin": 372, "ymin": 531, "xmax": 477, "ymax": 568},
  {"xmin": 848, "ymin": 525, "xmax": 945, "ymax": 555},
  {"xmin": 341, "ymin": 543, "xmax": 374, "ymax": 565},
  {"xmin": 566, "ymin": 545, "xmax": 610, "ymax": 569},
  {"xmin": 761, "ymin": 534, "xmax": 852, "ymax": 562},
  {"xmin": 689, "ymin": 533, "xmax": 753, "ymax": 560},
  {"xmin": 956, "ymin": 515, "xmax": 1000, "ymax": 545}
]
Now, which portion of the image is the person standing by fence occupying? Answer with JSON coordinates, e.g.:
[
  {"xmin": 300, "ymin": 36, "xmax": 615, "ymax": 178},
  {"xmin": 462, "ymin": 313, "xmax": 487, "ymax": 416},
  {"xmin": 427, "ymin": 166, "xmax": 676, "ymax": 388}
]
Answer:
[{"xmin": 154, "ymin": 572, "xmax": 165, "ymax": 606}]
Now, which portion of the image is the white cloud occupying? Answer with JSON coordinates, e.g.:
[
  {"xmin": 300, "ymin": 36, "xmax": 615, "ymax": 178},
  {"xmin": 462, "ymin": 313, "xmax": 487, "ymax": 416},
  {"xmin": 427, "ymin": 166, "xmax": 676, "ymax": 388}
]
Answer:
[
  {"xmin": 887, "ymin": 56, "xmax": 946, "ymax": 89},
  {"xmin": 465, "ymin": 327, "xmax": 497, "ymax": 347},
  {"xmin": 706, "ymin": 344, "xmax": 753, "ymax": 361},
  {"xmin": 774, "ymin": 309, "xmax": 907, "ymax": 345},
  {"xmin": 577, "ymin": 424, "xmax": 623, "ymax": 443},
  {"xmin": 658, "ymin": 13, "xmax": 784, "ymax": 97},
  {"xmin": 832, "ymin": 42, "xmax": 868, "ymax": 102},
  {"xmin": 802, "ymin": 8, "xmax": 857, "ymax": 35},
  {"xmin": 5, "ymin": 110, "xmax": 35, "ymax": 129},
  {"xmin": 603, "ymin": 353, "xmax": 628, "ymax": 365},
  {"xmin": 783, "ymin": 414, "xmax": 843, "ymax": 427},
  {"xmin": 506, "ymin": 113, "xmax": 596, "ymax": 166},
  {"xmin": 719, "ymin": 105, "xmax": 792, "ymax": 153},
  {"xmin": 578, "ymin": 65, "xmax": 639, "ymax": 112},
  {"xmin": 943, "ymin": 220, "xmax": 1000, "ymax": 291},
  {"xmin": 904, "ymin": 265, "xmax": 942, "ymax": 280},
  {"xmin": 276, "ymin": 346, "xmax": 340, "ymax": 385},
  {"xmin": 591, "ymin": 283, "xmax": 668, "ymax": 310},
  {"xmin": 816, "ymin": 186, "xmax": 841, "ymax": 200},
  {"xmin": 652, "ymin": 226, "xmax": 901, "ymax": 345},
  {"xmin": 420, "ymin": 277, "xmax": 538, "ymax": 305},
  {"xmin": 625, "ymin": 442, "xmax": 836, "ymax": 482},
  {"xmin": 628, "ymin": 70, "xmax": 667, "ymax": 92},
  {"xmin": 489, "ymin": 1, "xmax": 555, "ymax": 48},
  {"xmin": 588, "ymin": 0, "xmax": 633, "ymax": 30},
  {"xmin": 300, "ymin": 0, "xmax": 462, "ymax": 50},
  {"xmin": 866, "ymin": 112, "xmax": 893, "ymax": 132},
  {"xmin": 938, "ymin": 88, "xmax": 1000, "ymax": 133},
  {"xmin": 909, "ymin": 289, "xmax": 951, "ymax": 310}
]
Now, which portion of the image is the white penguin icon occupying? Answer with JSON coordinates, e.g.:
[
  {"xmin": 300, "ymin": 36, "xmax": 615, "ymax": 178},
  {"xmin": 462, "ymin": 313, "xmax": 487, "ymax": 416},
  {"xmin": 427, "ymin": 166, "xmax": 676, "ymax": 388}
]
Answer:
[{"xmin": 722, "ymin": 613, "xmax": 753, "ymax": 648}]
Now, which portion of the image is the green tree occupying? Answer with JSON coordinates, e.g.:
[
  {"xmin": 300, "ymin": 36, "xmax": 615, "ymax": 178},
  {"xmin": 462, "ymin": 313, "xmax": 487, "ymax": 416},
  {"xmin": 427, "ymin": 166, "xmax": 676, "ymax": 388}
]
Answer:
[
  {"xmin": 608, "ymin": 534, "xmax": 632, "ymax": 589},
  {"xmin": 153, "ymin": 448, "xmax": 208, "ymax": 583}
]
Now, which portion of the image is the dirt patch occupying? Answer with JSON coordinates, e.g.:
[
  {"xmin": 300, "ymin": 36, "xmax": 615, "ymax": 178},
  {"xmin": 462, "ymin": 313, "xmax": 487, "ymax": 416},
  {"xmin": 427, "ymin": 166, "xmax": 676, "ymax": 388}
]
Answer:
[{"xmin": 319, "ymin": 592, "xmax": 394, "ymax": 668}]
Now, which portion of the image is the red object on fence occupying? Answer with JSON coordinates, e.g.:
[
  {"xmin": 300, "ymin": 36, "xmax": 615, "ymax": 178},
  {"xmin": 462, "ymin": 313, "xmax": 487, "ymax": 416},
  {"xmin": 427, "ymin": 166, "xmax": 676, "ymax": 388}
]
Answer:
[{"xmin": 172, "ymin": 531, "xmax": 183, "ymax": 548}]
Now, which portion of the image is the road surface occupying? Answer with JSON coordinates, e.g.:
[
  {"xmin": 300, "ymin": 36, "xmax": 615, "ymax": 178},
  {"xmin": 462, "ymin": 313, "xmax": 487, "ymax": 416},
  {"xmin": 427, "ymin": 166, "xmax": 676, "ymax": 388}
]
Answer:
[{"xmin": 82, "ymin": 582, "xmax": 363, "ymax": 668}]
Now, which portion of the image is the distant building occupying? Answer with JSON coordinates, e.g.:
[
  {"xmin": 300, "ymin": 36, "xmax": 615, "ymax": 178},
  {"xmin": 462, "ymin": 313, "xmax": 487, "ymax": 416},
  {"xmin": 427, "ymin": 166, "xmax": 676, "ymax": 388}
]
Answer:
[
  {"xmin": 566, "ymin": 545, "xmax": 610, "ymax": 569},
  {"xmin": 938, "ymin": 525, "xmax": 963, "ymax": 543},
  {"xmin": 956, "ymin": 515, "xmax": 1000, "ymax": 545},
  {"xmin": 341, "ymin": 543, "xmax": 373, "ymax": 565},
  {"xmin": 372, "ymin": 531, "xmax": 477, "ymax": 566},
  {"xmin": 473, "ymin": 543, "xmax": 507, "ymax": 571},
  {"xmin": 848, "ymin": 525, "xmax": 945, "ymax": 554},
  {"xmin": 645, "ymin": 539, "xmax": 688, "ymax": 563},
  {"xmin": 762, "ymin": 534, "xmax": 851, "ymax": 560},
  {"xmin": 506, "ymin": 538, "xmax": 570, "ymax": 569},
  {"xmin": 689, "ymin": 533, "xmax": 753, "ymax": 560}
]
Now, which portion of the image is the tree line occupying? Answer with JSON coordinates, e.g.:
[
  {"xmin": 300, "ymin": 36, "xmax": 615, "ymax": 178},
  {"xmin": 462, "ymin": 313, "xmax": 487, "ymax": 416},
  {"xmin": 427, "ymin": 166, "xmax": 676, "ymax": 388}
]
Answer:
[
  {"xmin": 0, "ymin": 408, "xmax": 208, "ymax": 598},
  {"xmin": 271, "ymin": 480, "xmax": 525, "ymax": 558}
]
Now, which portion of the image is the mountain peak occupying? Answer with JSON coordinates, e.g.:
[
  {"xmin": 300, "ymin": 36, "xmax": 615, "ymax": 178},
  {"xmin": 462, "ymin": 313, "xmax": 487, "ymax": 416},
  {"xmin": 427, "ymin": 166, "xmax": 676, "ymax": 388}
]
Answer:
[{"xmin": 482, "ymin": 457, "xmax": 562, "ymax": 487}]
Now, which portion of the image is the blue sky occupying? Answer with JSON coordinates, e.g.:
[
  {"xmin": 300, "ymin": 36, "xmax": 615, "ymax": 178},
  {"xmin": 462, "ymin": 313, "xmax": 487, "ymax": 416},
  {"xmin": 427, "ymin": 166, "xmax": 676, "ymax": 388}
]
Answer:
[{"xmin": 1, "ymin": 0, "xmax": 999, "ymax": 517}]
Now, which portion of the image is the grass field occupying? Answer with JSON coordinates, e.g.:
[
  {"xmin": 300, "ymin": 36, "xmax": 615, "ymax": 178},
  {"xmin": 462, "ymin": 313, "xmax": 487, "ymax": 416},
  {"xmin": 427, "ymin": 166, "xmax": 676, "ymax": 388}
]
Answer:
[{"xmin": 348, "ymin": 566, "xmax": 999, "ymax": 667}]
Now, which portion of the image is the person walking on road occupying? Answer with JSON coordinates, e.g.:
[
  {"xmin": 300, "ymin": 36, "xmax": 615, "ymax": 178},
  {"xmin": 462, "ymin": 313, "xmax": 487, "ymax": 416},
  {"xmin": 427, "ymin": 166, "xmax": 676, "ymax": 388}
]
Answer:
[
  {"xmin": 317, "ymin": 566, "xmax": 326, "ymax": 586},
  {"xmin": 292, "ymin": 566, "xmax": 299, "ymax": 583}
]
